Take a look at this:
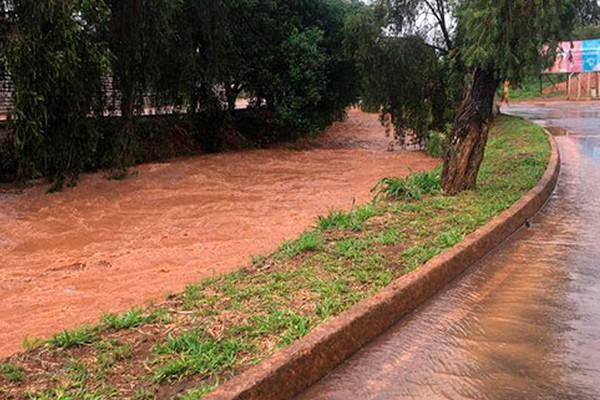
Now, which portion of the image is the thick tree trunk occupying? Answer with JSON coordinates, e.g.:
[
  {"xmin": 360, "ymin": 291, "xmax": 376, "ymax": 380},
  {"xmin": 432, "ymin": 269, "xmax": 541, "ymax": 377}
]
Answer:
[{"xmin": 441, "ymin": 68, "xmax": 500, "ymax": 194}]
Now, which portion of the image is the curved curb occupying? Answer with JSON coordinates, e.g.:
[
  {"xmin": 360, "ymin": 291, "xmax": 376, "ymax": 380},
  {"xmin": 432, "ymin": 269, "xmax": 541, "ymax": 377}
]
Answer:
[{"xmin": 205, "ymin": 130, "xmax": 561, "ymax": 400}]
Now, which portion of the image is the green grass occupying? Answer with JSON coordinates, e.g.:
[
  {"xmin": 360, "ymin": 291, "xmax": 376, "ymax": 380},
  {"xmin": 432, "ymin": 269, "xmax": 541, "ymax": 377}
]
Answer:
[
  {"xmin": 0, "ymin": 115, "xmax": 550, "ymax": 399},
  {"xmin": 101, "ymin": 308, "xmax": 166, "ymax": 330},
  {"xmin": 508, "ymin": 76, "xmax": 567, "ymax": 102},
  {"xmin": 47, "ymin": 326, "xmax": 98, "ymax": 350},
  {"xmin": 0, "ymin": 362, "xmax": 24, "ymax": 383},
  {"xmin": 372, "ymin": 169, "xmax": 441, "ymax": 201}
]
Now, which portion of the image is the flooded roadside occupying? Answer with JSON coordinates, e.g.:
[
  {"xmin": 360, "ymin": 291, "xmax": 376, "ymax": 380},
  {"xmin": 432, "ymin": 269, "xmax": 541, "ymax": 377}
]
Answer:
[
  {"xmin": 0, "ymin": 110, "xmax": 439, "ymax": 358},
  {"xmin": 299, "ymin": 102, "xmax": 600, "ymax": 399}
]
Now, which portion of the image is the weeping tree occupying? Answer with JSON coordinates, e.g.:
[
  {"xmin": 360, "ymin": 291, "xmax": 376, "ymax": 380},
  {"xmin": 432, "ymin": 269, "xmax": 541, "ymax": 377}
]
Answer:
[
  {"xmin": 346, "ymin": 6, "xmax": 447, "ymax": 147},
  {"xmin": 106, "ymin": 0, "xmax": 181, "ymax": 175},
  {"xmin": 150, "ymin": 0, "xmax": 227, "ymax": 153},
  {"xmin": 441, "ymin": 0, "xmax": 590, "ymax": 194},
  {"xmin": 382, "ymin": 0, "xmax": 598, "ymax": 194},
  {"xmin": 5, "ymin": 0, "xmax": 110, "ymax": 190}
]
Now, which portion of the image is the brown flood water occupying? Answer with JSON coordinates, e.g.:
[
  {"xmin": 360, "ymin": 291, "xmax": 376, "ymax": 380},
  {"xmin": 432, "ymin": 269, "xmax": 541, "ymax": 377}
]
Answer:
[
  {"xmin": 0, "ymin": 110, "xmax": 438, "ymax": 358},
  {"xmin": 299, "ymin": 102, "xmax": 600, "ymax": 399}
]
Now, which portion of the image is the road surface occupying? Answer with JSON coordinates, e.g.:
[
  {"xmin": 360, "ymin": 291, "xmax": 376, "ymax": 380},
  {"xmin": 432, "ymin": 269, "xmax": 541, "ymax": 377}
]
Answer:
[{"xmin": 299, "ymin": 102, "xmax": 600, "ymax": 399}]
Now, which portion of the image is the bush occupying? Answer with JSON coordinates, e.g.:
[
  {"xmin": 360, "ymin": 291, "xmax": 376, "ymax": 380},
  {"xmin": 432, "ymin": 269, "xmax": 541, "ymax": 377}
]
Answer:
[
  {"xmin": 372, "ymin": 169, "xmax": 441, "ymax": 201},
  {"xmin": 426, "ymin": 130, "xmax": 447, "ymax": 158}
]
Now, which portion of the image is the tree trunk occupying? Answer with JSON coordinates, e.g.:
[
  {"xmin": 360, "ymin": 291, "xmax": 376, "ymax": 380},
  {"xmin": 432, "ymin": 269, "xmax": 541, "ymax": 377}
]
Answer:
[{"xmin": 441, "ymin": 68, "xmax": 500, "ymax": 194}]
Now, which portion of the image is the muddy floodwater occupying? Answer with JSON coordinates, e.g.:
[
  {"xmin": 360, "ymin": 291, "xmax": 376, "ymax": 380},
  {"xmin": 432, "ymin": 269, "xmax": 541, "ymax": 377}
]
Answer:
[
  {"xmin": 299, "ymin": 102, "xmax": 600, "ymax": 399},
  {"xmin": 0, "ymin": 110, "xmax": 438, "ymax": 358}
]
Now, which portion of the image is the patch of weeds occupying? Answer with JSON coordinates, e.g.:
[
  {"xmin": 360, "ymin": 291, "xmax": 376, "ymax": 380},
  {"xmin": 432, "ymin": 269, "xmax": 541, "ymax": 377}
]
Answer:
[
  {"xmin": 332, "ymin": 238, "xmax": 364, "ymax": 260},
  {"xmin": 372, "ymin": 169, "xmax": 440, "ymax": 201},
  {"xmin": 47, "ymin": 326, "xmax": 98, "ymax": 350},
  {"xmin": 101, "ymin": 308, "xmax": 161, "ymax": 330},
  {"xmin": 176, "ymin": 382, "xmax": 219, "ymax": 400},
  {"xmin": 317, "ymin": 210, "xmax": 352, "ymax": 230},
  {"xmin": 317, "ymin": 204, "xmax": 380, "ymax": 232},
  {"xmin": 134, "ymin": 387, "xmax": 157, "ymax": 400},
  {"xmin": 66, "ymin": 359, "xmax": 90, "ymax": 387},
  {"xmin": 96, "ymin": 340, "xmax": 134, "ymax": 369},
  {"xmin": 25, "ymin": 387, "xmax": 108, "ymax": 400},
  {"xmin": 436, "ymin": 228, "xmax": 464, "ymax": 248},
  {"xmin": 22, "ymin": 335, "xmax": 44, "ymax": 352},
  {"xmin": 0, "ymin": 362, "xmax": 24, "ymax": 383},
  {"xmin": 402, "ymin": 245, "xmax": 442, "ymax": 270},
  {"xmin": 152, "ymin": 330, "xmax": 249, "ymax": 383},
  {"xmin": 376, "ymin": 228, "xmax": 403, "ymax": 245},
  {"xmin": 278, "ymin": 231, "xmax": 323, "ymax": 258}
]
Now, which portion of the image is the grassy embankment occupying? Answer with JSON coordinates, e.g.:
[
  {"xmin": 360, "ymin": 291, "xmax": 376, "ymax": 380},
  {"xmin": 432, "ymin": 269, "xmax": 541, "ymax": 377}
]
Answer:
[
  {"xmin": 508, "ymin": 76, "xmax": 567, "ymax": 102},
  {"xmin": 0, "ymin": 115, "xmax": 550, "ymax": 399}
]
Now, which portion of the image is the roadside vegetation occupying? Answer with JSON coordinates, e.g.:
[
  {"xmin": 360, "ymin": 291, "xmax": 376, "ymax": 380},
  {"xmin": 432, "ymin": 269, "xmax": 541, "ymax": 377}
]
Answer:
[
  {"xmin": 508, "ymin": 76, "xmax": 567, "ymax": 102},
  {"xmin": 0, "ymin": 0, "xmax": 363, "ymax": 189},
  {"xmin": 0, "ymin": 116, "xmax": 550, "ymax": 399}
]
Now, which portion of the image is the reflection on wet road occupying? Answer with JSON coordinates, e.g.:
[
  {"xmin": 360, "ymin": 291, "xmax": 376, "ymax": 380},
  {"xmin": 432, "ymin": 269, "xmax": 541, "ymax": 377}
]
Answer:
[{"xmin": 299, "ymin": 102, "xmax": 600, "ymax": 399}]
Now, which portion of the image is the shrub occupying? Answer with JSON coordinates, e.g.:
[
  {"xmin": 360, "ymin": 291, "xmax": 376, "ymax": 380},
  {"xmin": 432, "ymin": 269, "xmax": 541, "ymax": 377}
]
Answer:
[
  {"xmin": 372, "ymin": 169, "xmax": 441, "ymax": 201},
  {"xmin": 426, "ymin": 130, "xmax": 447, "ymax": 158}
]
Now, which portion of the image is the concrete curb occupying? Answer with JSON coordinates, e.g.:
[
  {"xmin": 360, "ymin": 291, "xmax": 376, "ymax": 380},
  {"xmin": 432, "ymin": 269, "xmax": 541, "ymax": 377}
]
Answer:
[{"xmin": 205, "ymin": 130, "xmax": 561, "ymax": 400}]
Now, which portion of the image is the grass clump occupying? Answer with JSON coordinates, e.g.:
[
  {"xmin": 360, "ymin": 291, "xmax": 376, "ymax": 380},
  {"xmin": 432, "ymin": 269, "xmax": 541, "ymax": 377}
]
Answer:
[
  {"xmin": 0, "ymin": 115, "xmax": 550, "ymax": 399},
  {"xmin": 101, "ymin": 308, "xmax": 163, "ymax": 330},
  {"xmin": 278, "ymin": 231, "xmax": 323, "ymax": 258},
  {"xmin": 426, "ymin": 130, "xmax": 447, "ymax": 158},
  {"xmin": 153, "ymin": 331, "xmax": 247, "ymax": 383},
  {"xmin": 0, "ymin": 362, "xmax": 24, "ymax": 383},
  {"xmin": 317, "ymin": 203, "xmax": 380, "ymax": 232},
  {"xmin": 372, "ymin": 169, "xmax": 441, "ymax": 201},
  {"xmin": 47, "ymin": 326, "xmax": 98, "ymax": 350}
]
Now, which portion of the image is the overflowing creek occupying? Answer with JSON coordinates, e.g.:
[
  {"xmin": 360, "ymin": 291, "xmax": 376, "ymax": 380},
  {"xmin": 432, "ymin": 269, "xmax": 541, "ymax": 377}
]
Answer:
[
  {"xmin": 0, "ymin": 110, "xmax": 438, "ymax": 358},
  {"xmin": 299, "ymin": 102, "xmax": 600, "ymax": 400}
]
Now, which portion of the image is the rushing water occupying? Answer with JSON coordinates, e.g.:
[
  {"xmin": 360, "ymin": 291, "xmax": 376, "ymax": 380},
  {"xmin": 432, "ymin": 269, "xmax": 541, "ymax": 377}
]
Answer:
[
  {"xmin": 0, "ymin": 110, "xmax": 438, "ymax": 359},
  {"xmin": 299, "ymin": 102, "xmax": 600, "ymax": 399}
]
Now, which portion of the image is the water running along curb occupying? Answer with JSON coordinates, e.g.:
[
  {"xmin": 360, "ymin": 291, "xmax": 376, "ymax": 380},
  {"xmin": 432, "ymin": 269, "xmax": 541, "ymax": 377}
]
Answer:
[{"xmin": 205, "ymin": 128, "xmax": 561, "ymax": 400}]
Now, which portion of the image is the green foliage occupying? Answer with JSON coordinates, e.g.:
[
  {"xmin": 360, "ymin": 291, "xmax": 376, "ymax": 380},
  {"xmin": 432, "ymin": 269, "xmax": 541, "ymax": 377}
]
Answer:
[
  {"xmin": 346, "ymin": 7, "xmax": 448, "ymax": 146},
  {"xmin": 0, "ymin": 362, "xmax": 24, "ymax": 383},
  {"xmin": 225, "ymin": 0, "xmax": 361, "ymax": 134},
  {"xmin": 317, "ymin": 204, "xmax": 379, "ymax": 232},
  {"xmin": 457, "ymin": 0, "xmax": 584, "ymax": 83},
  {"xmin": 6, "ymin": 0, "xmax": 110, "ymax": 189},
  {"xmin": 426, "ymin": 130, "xmax": 447, "ymax": 158},
  {"xmin": 279, "ymin": 232, "xmax": 323, "ymax": 258},
  {"xmin": 571, "ymin": 24, "xmax": 600, "ymax": 40},
  {"xmin": 100, "ymin": 308, "xmax": 160, "ymax": 330},
  {"xmin": 372, "ymin": 169, "xmax": 441, "ymax": 201},
  {"xmin": 2, "ymin": 0, "xmax": 364, "ymax": 187},
  {"xmin": 47, "ymin": 326, "xmax": 98, "ymax": 350},
  {"xmin": 152, "ymin": 330, "xmax": 247, "ymax": 383}
]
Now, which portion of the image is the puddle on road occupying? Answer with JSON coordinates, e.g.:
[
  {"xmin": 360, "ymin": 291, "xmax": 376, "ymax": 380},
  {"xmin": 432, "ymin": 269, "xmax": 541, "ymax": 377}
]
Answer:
[
  {"xmin": 0, "ymin": 110, "xmax": 439, "ymax": 358},
  {"xmin": 299, "ymin": 102, "xmax": 600, "ymax": 399}
]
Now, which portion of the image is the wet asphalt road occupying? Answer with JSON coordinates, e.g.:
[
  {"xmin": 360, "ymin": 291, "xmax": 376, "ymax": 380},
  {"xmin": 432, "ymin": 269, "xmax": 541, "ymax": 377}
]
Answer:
[{"xmin": 298, "ymin": 102, "xmax": 600, "ymax": 400}]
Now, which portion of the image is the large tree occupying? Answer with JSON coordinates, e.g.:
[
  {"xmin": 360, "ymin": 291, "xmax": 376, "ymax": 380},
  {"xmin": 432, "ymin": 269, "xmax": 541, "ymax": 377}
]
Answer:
[
  {"xmin": 5, "ymin": 0, "xmax": 110, "ymax": 189},
  {"xmin": 346, "ymin": 6, "xmax": 447, "ymax": 145},
  {"xmin": 106, "ymin": 0, "xmax": 182, "ymax": 173},
  {"xmin": 383, "ymin": 0, "xmax": 598, "ymax": 194},
  {"xmin": 441, "ymin": 0, "xmax": 590, "ymax": 194}
]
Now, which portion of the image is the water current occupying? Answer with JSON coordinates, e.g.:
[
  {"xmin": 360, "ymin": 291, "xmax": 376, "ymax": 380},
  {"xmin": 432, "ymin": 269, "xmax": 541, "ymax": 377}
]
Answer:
[{"xmin": 0, "ymin": 110, "xmax": 438, "ymax": 358}]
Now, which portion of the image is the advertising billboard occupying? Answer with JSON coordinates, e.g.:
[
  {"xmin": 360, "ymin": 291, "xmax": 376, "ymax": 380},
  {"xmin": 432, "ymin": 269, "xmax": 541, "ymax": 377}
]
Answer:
[{"xmin": 546, "ymin": 39, "xmax": 600, "ymax": 73}]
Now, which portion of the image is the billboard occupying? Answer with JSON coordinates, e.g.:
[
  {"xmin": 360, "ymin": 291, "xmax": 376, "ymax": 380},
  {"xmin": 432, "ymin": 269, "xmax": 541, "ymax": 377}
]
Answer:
[{"xmin": 546, "ymin": 39, "xmax": 600, "ymax": 73}]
